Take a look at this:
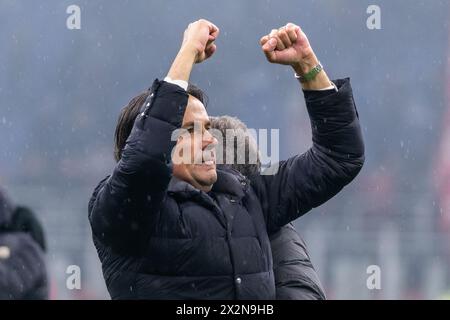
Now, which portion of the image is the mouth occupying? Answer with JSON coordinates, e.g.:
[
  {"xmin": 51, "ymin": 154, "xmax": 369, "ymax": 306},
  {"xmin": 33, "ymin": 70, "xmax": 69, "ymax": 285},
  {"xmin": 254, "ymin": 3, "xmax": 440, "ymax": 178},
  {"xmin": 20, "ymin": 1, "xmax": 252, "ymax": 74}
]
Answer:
[
  {"xmin": 197, "ymin": 150, "xmax": 216, "ymax": 167},
  {"xmin": 202, "ymin": 160, "xmax": 215, "ymax": 166},
  {"xmin": 195, "ymin": 157, "xmax": 216, "ymax": 168},
  {"xmin": 192, "ymin": 148, "xmax": 216, "ymax": 168}
]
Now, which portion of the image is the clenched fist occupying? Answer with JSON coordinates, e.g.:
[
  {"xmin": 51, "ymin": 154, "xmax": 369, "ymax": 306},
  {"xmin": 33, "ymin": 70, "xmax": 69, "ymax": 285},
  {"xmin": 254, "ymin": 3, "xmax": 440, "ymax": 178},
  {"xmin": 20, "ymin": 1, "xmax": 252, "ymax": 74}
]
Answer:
[
  {"xmin": 260, "ymin": 23, "xmax": 318, "ymax": 73},
  {"xmin": 182, "ymin": 19, "xmax": 219, "ymax": 64},
  {"xmin": 260, "ymin": 22, "xmax": 332, "ymax": 90},
  {"xmin": 167, "ymin": 19, "xmax": 219, "ymax": 82}
]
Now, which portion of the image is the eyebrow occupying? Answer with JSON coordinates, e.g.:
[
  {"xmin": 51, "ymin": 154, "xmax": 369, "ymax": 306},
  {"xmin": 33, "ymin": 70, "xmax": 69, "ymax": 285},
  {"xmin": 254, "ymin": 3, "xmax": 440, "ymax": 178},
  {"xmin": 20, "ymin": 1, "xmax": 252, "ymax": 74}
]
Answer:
[{"xmin": 181, "ymin": 120, "xmax": 211, "ymax": 129}]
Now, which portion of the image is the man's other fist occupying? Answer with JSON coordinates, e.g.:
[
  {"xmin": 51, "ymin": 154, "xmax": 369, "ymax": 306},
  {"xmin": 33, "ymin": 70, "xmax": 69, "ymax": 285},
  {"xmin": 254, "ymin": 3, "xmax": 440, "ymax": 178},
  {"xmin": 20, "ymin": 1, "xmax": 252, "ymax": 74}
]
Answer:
[
  {"xmin": 260, "ymin": 23, "xmax": 316, "ymax": 68},
  {"xmin": 182, "ymin": 19, "xmax": 219, "ymax": 63}
]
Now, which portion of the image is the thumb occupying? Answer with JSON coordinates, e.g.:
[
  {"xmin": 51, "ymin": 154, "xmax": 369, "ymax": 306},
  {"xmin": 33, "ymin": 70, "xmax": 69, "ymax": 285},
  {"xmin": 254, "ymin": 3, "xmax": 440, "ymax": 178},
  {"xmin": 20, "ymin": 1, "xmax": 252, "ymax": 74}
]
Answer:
[
  {"xmin": 262, "ymin": 37, "xmax": 277, "ymax": 62},
  {"xmin": 205, "ymin": 43, "xmax": 217, "ymax": 58}
]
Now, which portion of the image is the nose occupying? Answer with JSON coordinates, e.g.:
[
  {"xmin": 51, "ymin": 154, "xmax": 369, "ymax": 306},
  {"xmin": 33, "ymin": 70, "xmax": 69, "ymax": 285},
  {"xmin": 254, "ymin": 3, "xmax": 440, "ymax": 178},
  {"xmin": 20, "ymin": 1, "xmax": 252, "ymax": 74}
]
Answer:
[{"xmin": 202, "ymin": 129, "xmax": 218, "ymax": 149}]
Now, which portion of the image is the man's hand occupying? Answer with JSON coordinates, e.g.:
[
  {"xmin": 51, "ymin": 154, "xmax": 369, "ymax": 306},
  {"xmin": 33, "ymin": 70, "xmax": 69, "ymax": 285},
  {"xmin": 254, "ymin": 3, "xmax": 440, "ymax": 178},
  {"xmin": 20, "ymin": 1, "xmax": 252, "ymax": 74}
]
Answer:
[
  {"xmin": 167, "ymin": 19, "xmax": 219, "ymax": 82},
  {"xmin": 260, "ymin": 23, "xmax": 314, "ymax": 68},
  {"xmin": 182, "ymin": 19, "xmax": 219, "ymax": 64},
  {"xmin": 260, "ymin": 23, "xmax": 332, "ymax": 90}
]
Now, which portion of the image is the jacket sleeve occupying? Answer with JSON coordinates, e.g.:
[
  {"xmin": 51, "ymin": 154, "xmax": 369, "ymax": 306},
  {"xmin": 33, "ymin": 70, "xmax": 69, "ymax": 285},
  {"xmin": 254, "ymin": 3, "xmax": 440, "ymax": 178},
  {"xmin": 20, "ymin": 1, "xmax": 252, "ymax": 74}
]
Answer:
[
  {"xmin": 262, "ymin": 78, "xmax": 365, "ymax": 232},
  {"xmin": 88, "ymin": 80, "xmax": 188, "ymax": 249},
  {"xmin": 270, "ymin": 224, "xmax": 326, "ymax": 300}
]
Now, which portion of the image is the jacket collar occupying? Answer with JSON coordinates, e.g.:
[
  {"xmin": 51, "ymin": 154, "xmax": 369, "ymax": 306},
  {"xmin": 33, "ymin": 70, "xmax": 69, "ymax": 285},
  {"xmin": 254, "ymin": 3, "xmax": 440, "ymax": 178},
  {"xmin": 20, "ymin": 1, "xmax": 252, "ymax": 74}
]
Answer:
[
  {"xmin": 212, "ymin": 166, "xmax": 247, "ymax": 199},
  {"xmin": 167, "ymin": 175, "xmax": 201, "ymax": 200},
  {"xmin": 167, "ymin": 166, "xmax": 247, "ymax": 201},
  {"xmin": 167, "ymin": 167, "xmax": 249, "ymax": 229}
]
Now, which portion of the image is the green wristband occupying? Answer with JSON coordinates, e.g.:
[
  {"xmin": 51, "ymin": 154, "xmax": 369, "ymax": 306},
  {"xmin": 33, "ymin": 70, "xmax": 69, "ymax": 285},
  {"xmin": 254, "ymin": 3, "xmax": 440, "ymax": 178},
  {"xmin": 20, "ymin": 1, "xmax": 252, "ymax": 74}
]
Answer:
[{"xmin": 295, "ymin": 62, "xmax": 323, "ymax": 83}]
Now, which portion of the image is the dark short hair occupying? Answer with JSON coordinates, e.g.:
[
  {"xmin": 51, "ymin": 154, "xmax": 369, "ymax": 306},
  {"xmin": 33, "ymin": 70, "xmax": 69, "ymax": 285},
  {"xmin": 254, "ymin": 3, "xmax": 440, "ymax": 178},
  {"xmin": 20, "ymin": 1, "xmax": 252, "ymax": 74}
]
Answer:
[{"xmin": 114, "ymin": 83, "xmax": 207, "ymax": 162}]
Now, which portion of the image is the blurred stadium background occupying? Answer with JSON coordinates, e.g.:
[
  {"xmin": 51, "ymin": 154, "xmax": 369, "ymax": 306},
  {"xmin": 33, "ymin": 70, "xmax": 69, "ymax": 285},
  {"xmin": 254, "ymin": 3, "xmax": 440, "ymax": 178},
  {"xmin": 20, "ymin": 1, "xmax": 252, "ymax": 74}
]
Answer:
[{"xmin": 1, "ymin": 0, "xmax": 449, "ymax": 299}]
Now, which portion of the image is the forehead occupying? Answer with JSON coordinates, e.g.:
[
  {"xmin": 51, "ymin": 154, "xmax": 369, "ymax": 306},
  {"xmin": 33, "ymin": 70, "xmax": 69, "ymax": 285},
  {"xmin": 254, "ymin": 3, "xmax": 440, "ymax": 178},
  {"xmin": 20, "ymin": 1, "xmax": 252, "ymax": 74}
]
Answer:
[{"xmin": 182, "ymin": 95, "xmax": 209, "ymax": 125}]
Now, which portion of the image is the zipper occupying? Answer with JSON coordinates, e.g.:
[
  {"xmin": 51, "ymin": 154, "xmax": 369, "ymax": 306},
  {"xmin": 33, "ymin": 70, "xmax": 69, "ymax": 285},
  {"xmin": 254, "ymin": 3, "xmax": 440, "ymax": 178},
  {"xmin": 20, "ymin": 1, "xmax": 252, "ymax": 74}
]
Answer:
[{"xmin": 213, "ymin": 203, "xmax": 239, "ymax": 299}]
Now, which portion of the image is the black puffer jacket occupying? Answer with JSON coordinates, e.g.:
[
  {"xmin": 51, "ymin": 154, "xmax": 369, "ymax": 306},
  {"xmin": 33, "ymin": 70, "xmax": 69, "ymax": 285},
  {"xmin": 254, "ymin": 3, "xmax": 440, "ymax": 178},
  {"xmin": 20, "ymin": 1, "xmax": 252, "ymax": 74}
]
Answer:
[
  {"xmin": 88, "ymin": 78, "xmax": 364, "ymax": 299},
  {"xmin": 270, "ymin": 223, "xmax": 325, "ymax": 300},
  {"xmin": 0, "ymin": 190, "xmax": 48, "ymax": 300}
]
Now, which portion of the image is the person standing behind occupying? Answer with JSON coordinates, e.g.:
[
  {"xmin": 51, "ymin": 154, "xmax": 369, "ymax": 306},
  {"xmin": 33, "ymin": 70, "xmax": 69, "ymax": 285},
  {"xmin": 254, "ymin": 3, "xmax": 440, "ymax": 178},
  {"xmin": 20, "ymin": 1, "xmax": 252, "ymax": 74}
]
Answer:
[{"xmin": 0, "ymin": 187, "xmax": 48, "ymax": 300}]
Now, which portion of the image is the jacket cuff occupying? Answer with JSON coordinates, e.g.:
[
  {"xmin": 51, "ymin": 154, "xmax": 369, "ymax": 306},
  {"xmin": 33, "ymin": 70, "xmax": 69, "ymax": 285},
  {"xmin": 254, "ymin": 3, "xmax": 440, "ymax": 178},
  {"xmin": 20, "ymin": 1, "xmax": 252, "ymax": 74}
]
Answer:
[
  {"xmin": 144, "ymin": 79, "xmax": 189, "ymax": 128},
  {"xmin": 304, "ymin": 78, "xmax": 358, "ymax": 124}
]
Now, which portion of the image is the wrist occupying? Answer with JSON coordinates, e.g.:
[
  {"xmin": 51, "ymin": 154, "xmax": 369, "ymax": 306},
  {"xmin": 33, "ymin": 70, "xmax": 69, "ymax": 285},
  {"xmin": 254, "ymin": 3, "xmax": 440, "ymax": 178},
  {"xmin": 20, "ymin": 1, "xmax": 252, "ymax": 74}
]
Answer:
[
  {"xmin": 179, "ymin": 43, "xmax": 199, "ymax": 60},
  {"xmin": 291, "ymin": 54, "xmax": 320, "ymax": 76},
  {"xmin": 167, "ymin": 45, "xmax": 197, "ymax": 82}
]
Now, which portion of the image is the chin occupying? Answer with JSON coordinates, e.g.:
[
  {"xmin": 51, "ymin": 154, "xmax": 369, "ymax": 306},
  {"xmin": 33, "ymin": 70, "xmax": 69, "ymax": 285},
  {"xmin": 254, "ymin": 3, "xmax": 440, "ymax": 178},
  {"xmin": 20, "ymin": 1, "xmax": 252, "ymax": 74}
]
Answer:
[
  {"xmin": 204, "ymin": 171, "xmax": 218, "ymax": 185},
  {"xmin": 197, "ymin": 170, "xmax": 217, "ymax": 188}
]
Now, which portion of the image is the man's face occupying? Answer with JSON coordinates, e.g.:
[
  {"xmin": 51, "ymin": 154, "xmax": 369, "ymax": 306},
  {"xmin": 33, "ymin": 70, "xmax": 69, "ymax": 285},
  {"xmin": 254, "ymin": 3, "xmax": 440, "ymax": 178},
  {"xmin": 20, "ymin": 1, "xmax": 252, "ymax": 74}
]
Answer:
[{"xmin": 172, "ymin": 95, "xmax": 218, "ymax": 192}]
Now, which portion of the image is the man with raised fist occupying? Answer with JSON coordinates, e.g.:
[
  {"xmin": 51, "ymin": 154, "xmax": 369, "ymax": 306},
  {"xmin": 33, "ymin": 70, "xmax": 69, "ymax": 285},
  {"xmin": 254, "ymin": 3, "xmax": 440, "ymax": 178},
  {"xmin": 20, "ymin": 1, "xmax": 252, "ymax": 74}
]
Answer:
[{"xmin": 89, "ymin": 19, "xmax": 364, "ymax": 299}]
